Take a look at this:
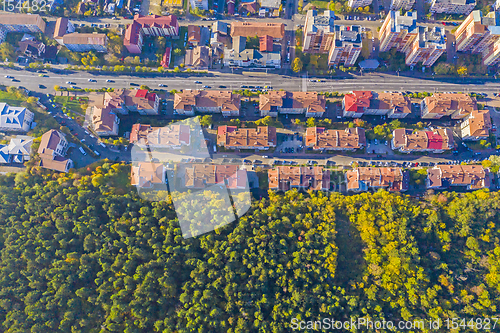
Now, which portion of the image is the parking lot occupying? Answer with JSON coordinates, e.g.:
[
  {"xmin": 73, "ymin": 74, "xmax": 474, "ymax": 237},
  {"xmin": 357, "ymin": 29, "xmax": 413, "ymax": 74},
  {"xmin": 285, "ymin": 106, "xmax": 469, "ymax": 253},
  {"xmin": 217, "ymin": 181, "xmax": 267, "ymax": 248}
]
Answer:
[{"xmin": 366, "ymin": 139, "xmax": 393, "ymax": 155}]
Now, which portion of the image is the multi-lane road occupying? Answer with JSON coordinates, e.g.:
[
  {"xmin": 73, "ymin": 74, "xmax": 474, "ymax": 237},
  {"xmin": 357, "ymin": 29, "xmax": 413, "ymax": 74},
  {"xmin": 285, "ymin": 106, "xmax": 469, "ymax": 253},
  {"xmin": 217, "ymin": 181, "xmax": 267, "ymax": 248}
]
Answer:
[{"xmin": 2, "ymin": 67, "xmax": 500, "ymax": 94}]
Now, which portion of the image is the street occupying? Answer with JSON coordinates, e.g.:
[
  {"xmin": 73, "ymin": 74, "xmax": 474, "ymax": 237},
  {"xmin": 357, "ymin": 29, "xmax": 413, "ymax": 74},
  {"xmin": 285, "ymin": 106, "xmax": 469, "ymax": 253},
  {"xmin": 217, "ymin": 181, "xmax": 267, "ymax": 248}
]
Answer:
[{"xmin": 3, "ymin": 67, "xmax": 500, "ymax": 94}]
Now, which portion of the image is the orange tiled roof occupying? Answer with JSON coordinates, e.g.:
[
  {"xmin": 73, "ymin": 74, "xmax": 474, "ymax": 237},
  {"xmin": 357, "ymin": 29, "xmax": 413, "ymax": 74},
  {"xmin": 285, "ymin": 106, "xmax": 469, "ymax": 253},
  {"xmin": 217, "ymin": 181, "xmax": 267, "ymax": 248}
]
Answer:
[
  {"xmin": 424, "ymin": 93, "xmax": 477, "ymax": 117},
  {"xmin": 305, "ymin": 127, "xmax": 366, "ymax": 150},
  {"xmin": 217, "ymin": 126, "xmax": 277, "ymax": 148},
  {"xmin": 268, "ymin": 166, "xmax": 330, "ymax": 191},
  {"xmin": 174, "ymin": 90, "xmax": 240, "ymax": 112},
  {"xmin": 230, "ymin": 22, "xmax": 285, "ymax": 39},
  {"xmin": 428, "ymin": 165, "xmax": 489, "ymax": 189}
]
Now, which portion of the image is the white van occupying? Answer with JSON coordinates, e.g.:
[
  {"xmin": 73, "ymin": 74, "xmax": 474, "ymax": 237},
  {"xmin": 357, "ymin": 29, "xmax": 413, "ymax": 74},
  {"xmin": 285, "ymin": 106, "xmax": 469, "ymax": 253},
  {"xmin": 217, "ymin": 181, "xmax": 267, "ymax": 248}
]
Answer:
[
  {"xmin": 99, "ymin": 142, "xmax": 106, "ymax": 148},
  {"xmin": 94, "ymin": 150, "xmax": 100, "ymax": 156},
  {"xmin": 79, "ymin": 147, "xmax": 87, "ymax": 155}
]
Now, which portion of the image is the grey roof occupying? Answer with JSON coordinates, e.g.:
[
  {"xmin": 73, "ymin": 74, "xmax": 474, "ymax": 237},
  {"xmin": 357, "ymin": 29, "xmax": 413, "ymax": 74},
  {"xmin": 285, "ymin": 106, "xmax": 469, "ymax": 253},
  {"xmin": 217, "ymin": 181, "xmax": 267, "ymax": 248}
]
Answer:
[
  {"xmin": 260, "ymin": 0, "xmax": 280, "ymax": 8},
  {"xmin": 305, "ymin": 9, "xmax": 335, "ymax": 34},
  {"xmin": 212, "ymin": 21, "xmax": 228, "ymax": 35},
  {"xmin": 390, "ymin": 10, "xmax": 418, "ymax": 33},
  {"xmin": 8, "ymin": 135, "xmax": 33, "ymax": 156}
]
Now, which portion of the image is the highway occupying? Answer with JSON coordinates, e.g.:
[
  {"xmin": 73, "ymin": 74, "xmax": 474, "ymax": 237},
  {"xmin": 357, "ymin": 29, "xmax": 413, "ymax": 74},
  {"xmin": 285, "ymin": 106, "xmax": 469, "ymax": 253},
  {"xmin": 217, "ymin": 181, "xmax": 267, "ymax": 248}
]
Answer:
[{"xmin": 2, "ymin": 68, "xmax": 499, "ymax": 94}]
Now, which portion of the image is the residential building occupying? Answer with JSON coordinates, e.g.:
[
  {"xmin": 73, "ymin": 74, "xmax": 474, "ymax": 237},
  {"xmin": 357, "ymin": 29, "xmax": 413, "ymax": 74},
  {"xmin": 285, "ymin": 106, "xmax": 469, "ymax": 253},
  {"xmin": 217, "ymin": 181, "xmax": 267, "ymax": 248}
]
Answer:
[
  {"xmin": 421, "ymin": 93, "xmax": 477, "ymax": 119},
  {"xmin": 53, "ymin": 18, "xmax": 75, "ymax": 44},
  {"xmin": 190, "ymin": 0, "xmax": 208, "ymax": 10},
  {"xmin": 238, "ymin": 1, "xmax": 259, "ymax": 15},
  {"xmin": 62, "ymin": 33, "xmax": 108, "ymax": 52},
  {"xmin": 268, "ymin": 166, "xmax": 331, "ymax": 191},
  {"xmin": 427, "ymin": 165, "xmax": 490, "ymax": 190},
  {"xmin": 429, "ymin": 0, "xmax": 476, "ymax": 15},
  {"xmin": 230, "ymin": 22, "xmax": 285, "ymax": 40},
  {"xmin": 259, "ymin": 91, "xmax": 326, "ymax": 117},
  {"xmin": 227, "ymin": 0, "xmax": 235, "ymax": 15},
  {"xmin": 347, "ymin": 0, "xmax": 373, "ymax": 9},
  {"xmin": 460, "ymin": 110, "xmax": 492, "ymax": 140},
  {"xmin": 174, "ymin": 90, "xmax": 241, "ymax": 116},
  {"xmin": 455, "ymin": 11, "xmax": 500, "ymax": 66},
  {"xmin": 37, "ymin": 130, "xmax": 73, "ymax": 173},
  {"xmin": 91, "ymin": 106, "xmax": 120, "ymax": 136},
  {"xmin": 93, "ymin": 89, "xmax": 160, "ymax": 116},
  {"xmin": 260, "ymin": 0, "xmax": 280, "ymax": 11},
  {"xmin": 217, "ymin": 126, "xmax": 277, "ymax": 150},
  {"xmin": 342, "ymin": 91, "xmax": 372, "ymax": 118},
  {"xmin": 390, "ymin": 0, "xmax": 415, "ymax": 10},
  {"xmin": 392, "ymin": 128, "xmax": 456, "ymax": 153},
  {"xmin": 0, "ymin": 135, "xmax": 33, "ymax": 164},
  {"xmin": 223, "ymin": 47, "xmax": 281, "ymax": 68},
  {"xmin": 303, "ymin": 10, "xmax": 335, "ymax": 54},
  {"xmin": 7, "ymin": 136, "xmax": 33, "ymax": 163},
  {"xmin": 496, "ymin": 0, "xmax": 500, "ymax": 10},
  {"xmin": 366, "ymin": 92, "xmax": 412, "ymax": 118},
  {"xmin": 185, "ymin": 46, "xmax": 210, "ymax": 69},
  {"xmin": 0, "ymin": 13, "xmax": 46, "ymax": 42},
  {"xmin": 0, "ymin": 103, "xmax": 34, "ymax": 132},
  {"xmin": 379, "ymin": 11, "xmax": 418, "ymax": 53},
  {"xmin": 328, "ymin": 25, "xmax": 362, "ymax": 67},
  {"xmin": 188, "ymin": 25, "xmax": 202, "ymax": 45},
  {"xmin": 161, "ymin": 47, "xmax": 171, "ymax": 68},
  {"xmin": 18, "ymin": 40, "xmax": 45, "ymax": 58},
  {"xmin": 124, "ymin": 14, "xmax": 179, "ymax": 53},
  {"xmin": 211, "ymin": 21, "xmax": 230, "ymax": 46},
  {"xmin": 131, "ymin": 162, "xmax": 166, "ymax": 188},
  {"xmin": 184, "ymin": 164, "xmax": 247, "ymax": 189},
  {"xmin": 259, "ymin": 35, "xmax": 274, "ymax": 52},
  {"xmin": 305, "ymin": 127, "xmax": 366, "ymax": 151},
  {"xmin": 129, "ymin": 123, "xmax": 191, "ymax": 148},
  {"xmin": 346, "ymin": 167, "xmax": 410, "ymax": 192},
  {"xmin": 405, "ymin": 26, "xmax": 446, "ymax": 67}
]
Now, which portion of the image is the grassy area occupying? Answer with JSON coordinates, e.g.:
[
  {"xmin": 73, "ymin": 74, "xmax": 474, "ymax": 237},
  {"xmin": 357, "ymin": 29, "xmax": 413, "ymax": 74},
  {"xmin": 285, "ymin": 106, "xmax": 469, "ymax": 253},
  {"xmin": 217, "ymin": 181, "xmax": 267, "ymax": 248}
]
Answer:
[
  {"xmin": 309, "ymin": 0, "xmax": 329, "ymax": 9},
  {"xmin": 53, "ymin": 96, "xmax": 88, "ymax": 115}
]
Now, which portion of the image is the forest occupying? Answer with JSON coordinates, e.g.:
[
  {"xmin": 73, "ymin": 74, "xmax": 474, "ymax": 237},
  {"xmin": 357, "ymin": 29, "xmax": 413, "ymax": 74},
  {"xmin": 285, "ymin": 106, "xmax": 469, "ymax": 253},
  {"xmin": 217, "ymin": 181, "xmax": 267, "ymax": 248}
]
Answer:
[{"xmin": 0, "ymin": 162, "xmax": 499, "ymax": 332}]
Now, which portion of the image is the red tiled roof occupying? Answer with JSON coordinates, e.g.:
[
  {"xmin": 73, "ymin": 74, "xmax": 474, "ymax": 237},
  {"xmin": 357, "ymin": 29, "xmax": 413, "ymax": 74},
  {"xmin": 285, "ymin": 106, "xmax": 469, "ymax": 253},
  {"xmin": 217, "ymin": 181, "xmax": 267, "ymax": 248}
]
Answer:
[{"xmin": 344, "ymin": 91, "xmax": 372, "ymax": 113}]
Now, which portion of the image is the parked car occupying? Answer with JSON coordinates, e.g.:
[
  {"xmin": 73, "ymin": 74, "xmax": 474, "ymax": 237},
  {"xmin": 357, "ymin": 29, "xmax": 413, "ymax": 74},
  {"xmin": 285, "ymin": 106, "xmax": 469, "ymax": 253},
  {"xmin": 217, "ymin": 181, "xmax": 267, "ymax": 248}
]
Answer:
[{"xmin": 79, "ymin": 147, "xmax": 87, "ymax": 155}]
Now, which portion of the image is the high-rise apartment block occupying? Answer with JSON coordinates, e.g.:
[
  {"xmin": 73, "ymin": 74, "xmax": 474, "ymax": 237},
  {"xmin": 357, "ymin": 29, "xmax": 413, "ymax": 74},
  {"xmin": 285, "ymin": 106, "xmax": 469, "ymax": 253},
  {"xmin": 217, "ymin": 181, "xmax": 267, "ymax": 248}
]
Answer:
[
  {"xmin": 379, "ymin": 11, "xmax": 418, "ymax": 53},
  {"xmin": 328, "ymin": 25, "xmax": 362, "ymax": 67},
  {"xmin": 455, "ymin": 11, "xmax": 500, "ymax": 66},
  {"xmin": 303, "ymin": 10, "xmax": 335, "ymax": 54},
  {"xmin": 405, "ymin": 26, "xmax": 446, "ymax": 66}
]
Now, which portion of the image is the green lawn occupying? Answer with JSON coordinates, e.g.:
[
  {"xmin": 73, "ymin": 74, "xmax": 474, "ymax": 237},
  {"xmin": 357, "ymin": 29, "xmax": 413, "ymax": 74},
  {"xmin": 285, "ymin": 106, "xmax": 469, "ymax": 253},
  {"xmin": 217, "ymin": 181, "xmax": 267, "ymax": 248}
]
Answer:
[
  {"xmin": 309, "ymin": 0, "xmax": 329, "ymax": 9},
  {"xmin": 0, "ymin": 90, "xmax": 26, "ymax": 107},
  {"xmin": 53, "ymin": 96, "xmax": 88, "ymax": 115}
]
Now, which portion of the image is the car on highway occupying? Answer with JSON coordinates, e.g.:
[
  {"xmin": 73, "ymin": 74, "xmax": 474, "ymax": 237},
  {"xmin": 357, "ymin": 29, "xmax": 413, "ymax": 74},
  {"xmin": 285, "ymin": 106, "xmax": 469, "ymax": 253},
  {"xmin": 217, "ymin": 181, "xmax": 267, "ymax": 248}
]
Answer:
[
  {"xmin": 129, "ymin": 83, "xmax": 138, "ymax": 86},
  {"xmin": 106, "ymin": 79, "xmax": 114, "ymax": 83},
  {"xmin": 194, "ymin": 81, "xmax": 202, "ymax": 84},
  {"xmin": 218, "ymin": 85, "xmax": 226, "ymax": 88},
  {"xmin": 158, "ymin": 83, "xmax": 167, "ymax": 87},
  {"xmin": 4, "ymin": 75, "xmax": 13, "ymax": 79},
  {"xmin": 38, "ymin": 84, "xmax": 45, "ymax": 89},
  {"xmin": 66, "ymin": 81, "xmax": 75, "ymax": 85},
  {"xmin": 203, "ymin": 85, "xmax": 210, "ymax": 88}
]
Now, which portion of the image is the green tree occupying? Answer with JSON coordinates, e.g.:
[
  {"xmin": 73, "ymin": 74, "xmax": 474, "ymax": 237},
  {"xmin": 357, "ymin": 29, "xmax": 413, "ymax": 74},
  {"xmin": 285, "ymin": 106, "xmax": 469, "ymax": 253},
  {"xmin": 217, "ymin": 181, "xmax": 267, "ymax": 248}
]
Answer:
[{"xmin": 200, "ymin": 115, "xmax": 213, "ymax": 127}]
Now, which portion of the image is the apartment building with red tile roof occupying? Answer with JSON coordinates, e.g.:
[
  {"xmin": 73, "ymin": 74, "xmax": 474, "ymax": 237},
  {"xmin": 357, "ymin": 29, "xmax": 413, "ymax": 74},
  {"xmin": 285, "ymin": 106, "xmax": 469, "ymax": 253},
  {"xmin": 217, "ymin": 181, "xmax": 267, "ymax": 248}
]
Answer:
[
  {"xmin": 268, "ymin": 166, "xmax": 330, "ymax": 191},
  {"xmin": 217, "ymin": 126, "xmax": 277, "ymax": 150},
  {"xmin": 342, "ymin": 91, "xmax": 372, "ymax": 118},
  {"xmin": 101, "ymin": 88, "xmax": 160, "ymax": 115},
  {"xmin": 460, "ymin": 110, "xmax": 492, "ymax": 140},
  {"xmin": 184, "ymin": 164, "xmax": 247, "ymax": 189},
  {"xmin": 421, "ymin": 93, "xmax": 477, "ymax": 119},
  {"xmin": 129, "ymin": 123, "xmax": 191, "ymax": 148},
  {"xmin": 346, "ymin": 167, "xmax": 409, "ymax": 192},
  {"xmin": 230, "ymin": 22, "xmax": 285, "ymax": 40},
  {"xmin": 174, "ymin": 90, "xmax": 241, "ymax": 116},
  {"xmin": 124, "ymin": 14, "xmax": 179, "ymax": 53},
  {"xmin": 391, "ymin": 128, "xmax": 456, "ymax": 153},
  {"xmin": 366, "ymin": 92, "xmax": 412, "ymax": 118},
  {"xmin": 259, "ymin": 91, "xmax": 326, "ymax": 117},
  {"xmin": 426, "ymin": 165, "xmax": 490, "ymax": 190},
  {"xmin": 131, "ymin": 162, "xmax": 166, "ymax": 188},
  {"xmin": 91, "ymin": 106, "xmax": 120, "ymax": 136},
  {"xmin": 305, "ymin": 127, "xmax": 366, "ymax": 151}
]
